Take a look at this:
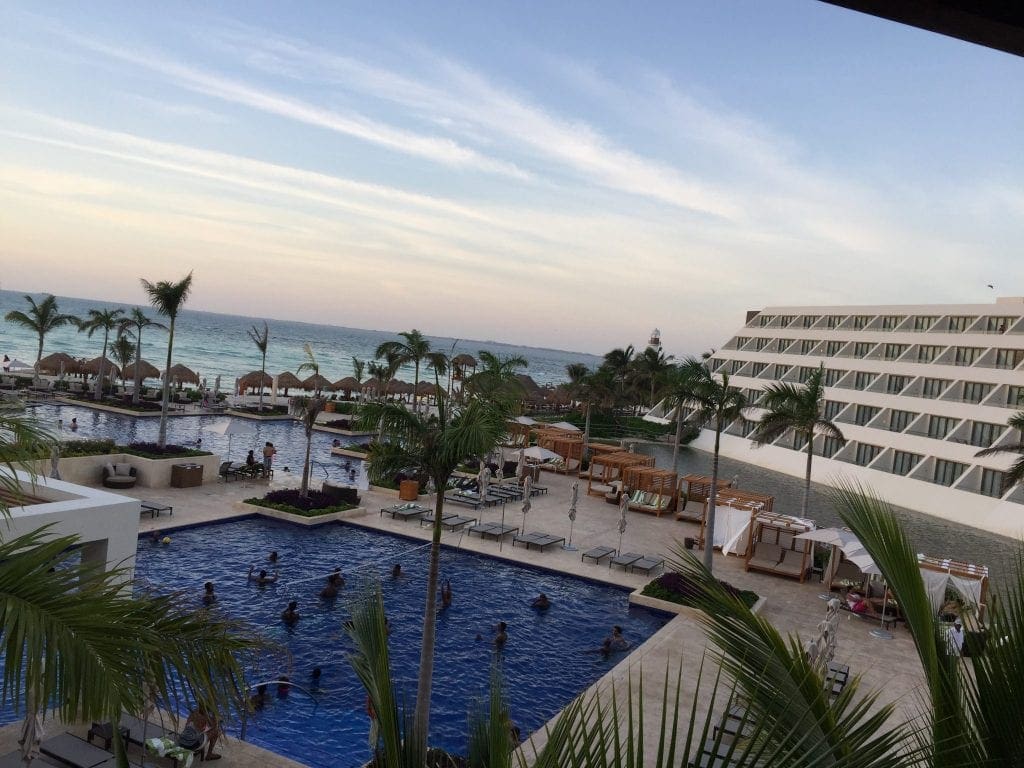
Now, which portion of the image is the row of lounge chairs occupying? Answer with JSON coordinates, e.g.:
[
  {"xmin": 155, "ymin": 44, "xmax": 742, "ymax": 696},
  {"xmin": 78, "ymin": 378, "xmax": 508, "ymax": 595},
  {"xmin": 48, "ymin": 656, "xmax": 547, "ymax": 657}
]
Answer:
[{"xmin": 579, "ymin": 546, "xmax": 665, "ymax": 574}]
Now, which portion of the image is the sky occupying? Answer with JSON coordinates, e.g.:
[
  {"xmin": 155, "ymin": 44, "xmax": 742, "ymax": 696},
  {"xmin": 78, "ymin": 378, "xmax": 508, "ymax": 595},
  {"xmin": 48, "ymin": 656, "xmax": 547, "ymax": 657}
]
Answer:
[{"xmin": 1, "ymin": 1, "xmax": 1022, "ymax": 357}]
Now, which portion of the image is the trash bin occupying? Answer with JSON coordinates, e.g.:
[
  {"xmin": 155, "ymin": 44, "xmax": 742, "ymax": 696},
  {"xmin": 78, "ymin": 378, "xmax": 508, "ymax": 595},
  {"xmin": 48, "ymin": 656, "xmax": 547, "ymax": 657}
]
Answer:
[
  {"xmin": 399, "ymin": 479, "xmax": 419, "ymax": 501},
  {"xmin": 171, "ymin": 463, "xmax": 203, "ymax": 488}
]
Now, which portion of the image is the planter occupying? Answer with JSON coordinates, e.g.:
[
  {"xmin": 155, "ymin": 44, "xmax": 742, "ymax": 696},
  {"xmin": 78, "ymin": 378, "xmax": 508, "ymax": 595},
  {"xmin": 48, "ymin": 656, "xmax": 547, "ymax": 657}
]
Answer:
[
  {"xmin": 33, "ymin": 453, "xmax": 222, "ymax": 489},
  {"xmin": 399, "ymin": 479, "xmax": 420, "ymax": 501}
]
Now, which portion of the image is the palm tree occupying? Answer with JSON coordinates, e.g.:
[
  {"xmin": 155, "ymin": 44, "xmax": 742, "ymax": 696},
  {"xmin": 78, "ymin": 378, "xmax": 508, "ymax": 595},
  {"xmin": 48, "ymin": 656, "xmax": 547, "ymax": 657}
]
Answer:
[
  {"xmin": 297, "ymin": 396, "xmax": 325, "ymax": 498},
  {"xmin": 676, "ymin": 357, "xmax": 748, "ymax": 572},
  {"xmin": 247, "ymin": 321, "xmax": 270, "ymax": 413},
  {"xmin": 376, "ymin": 329, "xmax": 432, "ymax": 412},
  {"xmin": 751, "ymin": 364, "xmax": 846, "ymax": 519},
  {"xmin": 141, "ymin": 272, "xmax": 193, "ymax": 448},
  {"xmin": 3, "ymin": 294, "xmax": 79, "ymax": 374},
  {"xmin": 631, "ymin": 345, "xmax": 674, "ymax": 408},
  {"xmin": 119, "ymin": 308, "xmax": 166, "ymax": 405},
  {"xmin": 80, "ymin": 308, "xmax": 125, "ymax": 401},
  {"xmin": 351, "ymin": 356, "xmax": 366, "ymax": 384},
  {"xmin": 974, "ymin": 410, "xmax": 1024, "ymax": 494},
  {"xmin": 0, "ymin": 405, "xmax": 262, "ymax": 763},
  {"xmin": 464, "ymin": 351, "xmax": 527, "ymax": 404},
  {"xmin": 660, "ymin": 363, "xmax": 704, "ymax": 472},
  {"xmin": 367, "ymin": 361, "xmax": 389, "ymax": 403},
  {"xmin": 358, "ymin": 391, "xmax": 509, "ymax": 749},
  {"xmin": 602, "ymin": 344, "xmax": 635, "ymax": 406},
  {"xmin": 110, "ymin": 333, "xmax": 135, "ymax": 387}
]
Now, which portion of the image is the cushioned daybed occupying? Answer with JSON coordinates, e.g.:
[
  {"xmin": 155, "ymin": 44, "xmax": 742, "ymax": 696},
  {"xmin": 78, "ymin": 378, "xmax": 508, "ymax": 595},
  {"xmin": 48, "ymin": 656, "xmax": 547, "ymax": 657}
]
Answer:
[{"xmin": 102, "ymin": 462, "xmax": 137, "ymax": 489}]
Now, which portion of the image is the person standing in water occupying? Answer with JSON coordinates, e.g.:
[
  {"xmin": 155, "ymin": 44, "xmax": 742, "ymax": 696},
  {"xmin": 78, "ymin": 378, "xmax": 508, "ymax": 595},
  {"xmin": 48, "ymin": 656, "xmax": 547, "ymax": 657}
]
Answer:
[{"xmin": 262, "ymin": 442, "xmax": 276, "ymax": 477}]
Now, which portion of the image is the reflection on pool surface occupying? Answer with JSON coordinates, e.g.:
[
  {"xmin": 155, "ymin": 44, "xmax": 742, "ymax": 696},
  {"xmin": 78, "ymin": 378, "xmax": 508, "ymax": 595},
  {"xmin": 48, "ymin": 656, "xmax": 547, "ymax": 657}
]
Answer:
[{"xmin": 134, "ymin": 518, "xmax": 670, "ymax": 768}]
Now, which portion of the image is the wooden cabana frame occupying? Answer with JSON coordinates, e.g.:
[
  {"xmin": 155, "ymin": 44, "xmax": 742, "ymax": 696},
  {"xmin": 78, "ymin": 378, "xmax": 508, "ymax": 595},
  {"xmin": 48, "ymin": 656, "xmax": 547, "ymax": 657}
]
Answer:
[
  {"xmin": 537, "ymin": 433, "xmax": 584, "ymax": 474},
  {"xmin": 586, "ymin": 451, "xmax": 654, "ymax": 496},
  {"xmin": 622, "ymin": 466, "xmax": 678, "ymax": 516},
  {"xmin": 679, "ymin": 474, "xmax": 734, "ymax": 506},
  {"xmin": 918, "ymin": 555, "xmax": 990, "ymax": 617},
  {"xmin": 743, "ymin": 511, "xmax": 813, "ymax": 582}
]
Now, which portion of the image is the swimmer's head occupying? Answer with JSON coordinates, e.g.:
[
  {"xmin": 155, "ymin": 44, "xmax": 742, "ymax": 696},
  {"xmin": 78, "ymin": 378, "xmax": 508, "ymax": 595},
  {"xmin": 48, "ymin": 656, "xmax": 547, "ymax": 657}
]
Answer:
[
  {"xmin": 204, "ymin": 582, "xmax": 214, "ymax": 592},
  {"xmin": 259, "ymin": 570, "xmax": 268, "ymax": 579}
]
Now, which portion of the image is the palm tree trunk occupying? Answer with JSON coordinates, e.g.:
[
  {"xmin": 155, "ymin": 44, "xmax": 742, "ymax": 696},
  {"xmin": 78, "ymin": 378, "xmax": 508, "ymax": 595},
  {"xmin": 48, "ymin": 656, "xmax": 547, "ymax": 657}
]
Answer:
[
  {"xmin": 36, "ymin": 335, "xmax": 43, "ymax": 369},
  {"xmin": 583, "ymin": 402, "xmax": 592, "ymax": 459},
  {"xmin": 94, "ymin": 330, "xmax": 109, "ymax": 401},
  {"xmin": 704, "ymin": 424, "xmax": 722, "ymax": 572},
  {"xmin": 413, "ymin": 361, "xmax": 420, "ymax": 413},
  {"xmin": 412, "ymin": 483, "xmax": 445, "ymax": 745},
  {"xmin": 258, "ymin": 352, "xmax": 266, "ymax": 413},
  {"xmin": 158, "ymin": 321, "xmax": 174, "ymax": 448},
  {"xmin": 672, "ymin": 410, "xmax": 684, "ymax": 471},
  {"xmin": 133, "ymin": 333, "xmax": 143, "ymax": 405},
  {"xmin": 300, "ymin": 430, "xmax": 313, "ymax": 498},
  {"xmin": 802, "ymin": 431, "xmax": 814, "ymax": 519}
]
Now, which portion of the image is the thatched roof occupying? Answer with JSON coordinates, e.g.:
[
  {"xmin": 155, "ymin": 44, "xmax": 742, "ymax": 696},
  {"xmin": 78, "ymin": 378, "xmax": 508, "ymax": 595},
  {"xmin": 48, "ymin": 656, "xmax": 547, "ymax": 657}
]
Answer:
[
  {"xmin": 452, "ymin": 353, "xmax": 477, "ymax": 367},
  {"xmin": 361, "ymin": 378, "xmax": 380, "ymax": 392},
  {"xmin": 81, "ymin": 357, "xmax": 121, "ymax": 377},
  {"xmin": 37, "ymin": 352, "xmax": 80, "ymax": 375},
  {"xmin": 238, "ymin": 370, "xmax": 273, "ymax": 390},
  {"xmin": 333, "ymin": 376, "xmax": 361, "ymax": 392},
  {"xmin": 165, "ymin": 363, "xmax": 199, "ymax": 385},
  {"xmin": 276, "ymin": 371, "xmax": 302, "ymax": 389},
  {"xmin": 387, "ymin": 378, "xmax": 414, "ymax": 394},
  {"xmin": 515, "ymin": 374, "xmax": 544, "ymax": 399},
  {"xmin": 123, "ymin": 360, "xmax": 160, "ymax": 380},
  {"xmin": 416, "ymin": 380, "xmax": 435, "ymax": 396},
  {"xmin": 301, "ymin": 373, "xmax": 334, "ymax": 392}
]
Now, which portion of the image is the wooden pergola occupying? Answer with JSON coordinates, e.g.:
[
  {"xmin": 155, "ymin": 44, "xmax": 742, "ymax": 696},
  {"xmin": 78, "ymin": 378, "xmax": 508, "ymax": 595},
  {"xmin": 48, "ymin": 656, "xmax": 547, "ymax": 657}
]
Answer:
[
  {"xmin": 742, "ymin": 511, "xmax": 814, "ymax": 582},
  {"xmin": 536, "ymin": 432, "xmax": 584, "ymax": 474},
  {"xmin": 918, "ymin": 555, "xmax": 990, "ymax": 619},
  {"xmin": 622, "ymin": 466, "xmax": 679, "ymax": 511},
  {"xmin": 679, "ymin": 474, "xmax": 734, "ymax": 506},
  {"xmin": 586, "ymin": 451, "xmax": 654, "ymax": 496}
]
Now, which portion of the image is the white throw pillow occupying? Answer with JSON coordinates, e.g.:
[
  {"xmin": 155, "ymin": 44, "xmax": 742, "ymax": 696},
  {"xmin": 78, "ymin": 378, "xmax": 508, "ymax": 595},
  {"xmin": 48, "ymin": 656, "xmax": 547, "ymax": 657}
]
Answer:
[
  {"xmin": 104, "ymin": 463, "xmax": 115, "ymax": 476},
  {"xmin": 114, "ymin": 463, "xmax": 132, "ymax": 477}
]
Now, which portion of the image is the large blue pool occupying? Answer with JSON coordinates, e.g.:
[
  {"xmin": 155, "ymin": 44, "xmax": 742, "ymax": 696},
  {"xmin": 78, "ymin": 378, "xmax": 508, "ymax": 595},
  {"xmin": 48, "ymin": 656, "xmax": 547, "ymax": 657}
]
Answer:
[{"xmin": 134, "ymin": 518, "xmax": 670, "ymax": 768}]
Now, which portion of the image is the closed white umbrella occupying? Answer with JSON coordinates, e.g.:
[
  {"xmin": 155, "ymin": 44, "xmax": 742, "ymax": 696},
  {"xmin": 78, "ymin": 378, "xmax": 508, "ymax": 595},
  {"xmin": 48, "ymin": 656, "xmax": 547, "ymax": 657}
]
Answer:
[
  {"xmin": 49, "ymin": 445, "xmax": 61, "ymax": 480},
  {"xmin": 564, "ymin": 481, "xmax": 579, "ymax": 551},
  {"xmin": 521, "ymin": 475, "xmax": 532, "ymax": 532},
  {"xmin": 516, "ymin": 449, "xmax": 525, "ymax": 479},
  {"xmin": 477, "ymin": 466, "xmax": 491, "ymax": 501},
  {"xmin": 204, "ymin": 418, "xmax": 256, "ymax": 460},
  {"xmin": 617, "ymin": 491, "xmax": 629, "ymax": 554}
]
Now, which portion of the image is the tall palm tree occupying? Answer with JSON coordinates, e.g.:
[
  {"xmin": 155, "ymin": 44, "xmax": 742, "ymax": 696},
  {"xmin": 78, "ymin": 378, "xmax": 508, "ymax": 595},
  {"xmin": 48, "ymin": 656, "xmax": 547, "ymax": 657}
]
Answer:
[
  {"xmin": 676, "ymin": 357, "xmax": 748, "ymax": 572},
  {"xmin": 0, "ymin": 405, "xmax": 262, "ymax": 763},
  {"xmin": 110, "ymin": 333, "xmax": 135, "ymax": 387},
  {"xmin": 974, "ymin": 410, "xmax": 1024, "ymax": 494},
  {"xmin": 751, "ymin": 364, "xmax": 846, "ymax": 519},
  {"xmin": 602, "ymin": 344, "xmax": 635, "ymax": 407},
  {"xmin": 376, "ymin": 330, "xmax": 432, "ymax": 412},
  {"xmin": 297, "ymin": 396, "xmax": 325, "ymax": 498},
  {"xmin": 631, "ymin": 345, "xmax": 674, "ymax": 408},
  {"xmin": 351, "ymin": 356, "xmax": 366, "ymax": 384},
  {"xmin": 141, "ymin": 272, "xmax": 193, "ymax": 448},
  {"xmin": 247, "ymin": 321, "xmax": 270, "ymax": 413},
  {"xmin": 464, "ymin": 351, "xmax": 527, "ymax": 405},
  {"xmin": 367, "ymin": 361, "xmax": 389, "ymax": 403},
  {"xmin": 565, "ymin": 363, "xmax": 593, "ymax": 450},
  {"xmin": 358, "ymin": 391, "xmax": 509, "ymax": 748},
  {"xmin": 119, "ymin": 308, "xmax": 166, "ymax": 405},
  {"xmin": 3, "ymin": 294, "xmax": 79, "ymax": 374},
  {"xmin": 80, "ymin": 308, "xmax": 125, "ymax": 401},
  {"xmin": 660, "ymin": 363, "xmax": 704, "ymax": 472}
]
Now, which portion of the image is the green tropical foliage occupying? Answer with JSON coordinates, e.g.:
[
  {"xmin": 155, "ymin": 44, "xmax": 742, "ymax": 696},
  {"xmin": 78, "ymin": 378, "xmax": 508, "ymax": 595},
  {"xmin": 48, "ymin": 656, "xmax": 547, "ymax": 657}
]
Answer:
[
  {"xmin": 3, "ymin": 294, "xmax": 79, "ymax": 372},
  {"xmin": 80, "ymin": 308, "xmax": 125, "ymax": 401},
  {"xmin": 464, "ymin": 351, "xmax": 527, "ymax": 404},
  {"xmin": 751, "ymin": 364, "xmax": 846, "ymax": 518},
  {"xmin": 376, "ymin": 330, "xmax": 432, "ymax": 412},
  {"xmin": 110, "ymin": 333, "xmax": 135, "ymax": 386},
  {"xmin": 119, "ymin": 308, "xmax": 166, "ymax": 405},
  {"xmin": 141, "ymin": 272, "xmax": 193, "ymax": 448},
  {"xmin": 974, "ymin": 410, "xmax": 1024, "ymax": 493},
  {"xmin": 297, "ymin": 395, "xmax": 325, "ymax": 498},
  {"xmin": 248, "ymin": 321, "xmax": 270, "ymax": 413}
]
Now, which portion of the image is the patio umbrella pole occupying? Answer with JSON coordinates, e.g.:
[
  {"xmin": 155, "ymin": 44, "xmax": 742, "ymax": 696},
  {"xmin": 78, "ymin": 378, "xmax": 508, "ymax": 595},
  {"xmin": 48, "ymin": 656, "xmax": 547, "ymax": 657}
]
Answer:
[
  {"xmin": 870, "ymin": 579, "xmax": 893, "ymax": 640},
  {"xmin": 499, "ymin": 503, "xmax": 506, "ymax": 552}
]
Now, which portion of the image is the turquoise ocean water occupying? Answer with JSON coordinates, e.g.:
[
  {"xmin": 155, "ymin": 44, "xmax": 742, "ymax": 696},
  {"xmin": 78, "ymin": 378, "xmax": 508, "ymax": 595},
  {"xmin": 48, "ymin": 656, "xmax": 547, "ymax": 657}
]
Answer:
[{"xmin": 0, "ymin": 290, "xmax": 601, "ymax": 387}]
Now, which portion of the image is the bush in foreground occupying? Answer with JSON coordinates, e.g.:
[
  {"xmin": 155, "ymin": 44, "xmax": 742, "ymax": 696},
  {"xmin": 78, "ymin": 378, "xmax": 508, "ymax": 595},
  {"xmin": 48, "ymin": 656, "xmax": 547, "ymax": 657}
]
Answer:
[{"xmin": 246, "ymin": 488, "xmax": 355, "ymax": 517}]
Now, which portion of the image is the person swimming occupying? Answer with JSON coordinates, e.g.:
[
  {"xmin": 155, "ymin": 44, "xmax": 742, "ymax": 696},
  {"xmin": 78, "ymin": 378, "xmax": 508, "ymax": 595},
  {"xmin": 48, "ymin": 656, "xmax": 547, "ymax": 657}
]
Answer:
[
  {"xmin": 250, "ymin": 684, "xmax": 269, "ymax": 710},
  {"xmin": 531, "ymin": 593, "xmax": 550, "ymax": 610},
  {"xmin": 201, "ymin": 581, "xmax": 217, "ymax": 606},
  {"xmin": 604, "ymin": 625, "xmax": 629, "ymax": 651},
  {"xmin": 494, "ymin": 621, "xmax": 508, "ymax": 649},
  {"xmin": 441, "ymin": 579, "xmax": 453, "ymax": 609},
  {"xmin": 269, "ymin": 551, "xmax": 279, "ymax": 564},
  {"xmin": 248, "ymin": 566, "xmax": 279, "ymax": 585},
  {"xmin": 281, "ymin": 601, "xmax": 301, "ymax": 625},
  {"xmin": 310, "ymin": 667, "xmax": 323, "ymax": 691},
  {"xmin": 277, "ymin": 675, "xmax": 291, "ymax": 698},
  {"xmin": 391, "ymin": 564, "xmax": 402, "ymax": 579}
]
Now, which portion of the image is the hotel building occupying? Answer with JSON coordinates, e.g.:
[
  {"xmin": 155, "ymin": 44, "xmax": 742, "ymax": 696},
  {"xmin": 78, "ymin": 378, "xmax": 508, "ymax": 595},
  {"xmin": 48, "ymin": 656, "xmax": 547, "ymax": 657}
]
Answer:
[{"xmin": 693, "ymin": 298, "xmax": 1024, "ymax": 539}]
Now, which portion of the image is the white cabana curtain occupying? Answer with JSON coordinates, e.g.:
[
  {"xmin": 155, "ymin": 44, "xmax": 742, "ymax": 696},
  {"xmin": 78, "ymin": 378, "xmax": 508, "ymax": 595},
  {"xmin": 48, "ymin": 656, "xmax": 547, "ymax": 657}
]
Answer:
[
  {"xmin": 919, "ymin": 568, "xmax": 950, "ymax": 613},
  {"xmin": 713, "ymin": 505, "xmax": 751, "ymax": 555},
  {"xmin": 949, "ymin": 574, "xmax": 983, "ymax": 609}
]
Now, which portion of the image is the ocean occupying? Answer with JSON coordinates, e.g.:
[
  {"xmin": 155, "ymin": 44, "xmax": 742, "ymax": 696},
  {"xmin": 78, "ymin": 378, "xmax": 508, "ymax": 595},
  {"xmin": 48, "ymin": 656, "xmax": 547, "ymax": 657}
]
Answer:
[{"xmin": 0, "ymin": 289, "xmax": 602, "ymax": 387}]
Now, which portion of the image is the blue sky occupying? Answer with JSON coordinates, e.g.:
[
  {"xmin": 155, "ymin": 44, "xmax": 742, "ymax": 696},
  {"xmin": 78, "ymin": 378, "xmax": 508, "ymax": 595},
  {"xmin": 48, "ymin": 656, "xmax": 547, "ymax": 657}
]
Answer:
[{"xmin": 1, "ymin": 1, "xmax": 1021, "ymax": 356}]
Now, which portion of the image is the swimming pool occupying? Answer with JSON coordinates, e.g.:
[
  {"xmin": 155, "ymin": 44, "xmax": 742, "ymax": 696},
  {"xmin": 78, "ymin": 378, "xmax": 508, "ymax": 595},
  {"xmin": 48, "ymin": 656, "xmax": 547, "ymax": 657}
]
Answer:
[
  {"xmin": 26, "ymin": 402, "xmax": 365, "ymax": 485},
  {"xmin": 133, "ymin": 518, "xmax": 670, "ymax": 768}
]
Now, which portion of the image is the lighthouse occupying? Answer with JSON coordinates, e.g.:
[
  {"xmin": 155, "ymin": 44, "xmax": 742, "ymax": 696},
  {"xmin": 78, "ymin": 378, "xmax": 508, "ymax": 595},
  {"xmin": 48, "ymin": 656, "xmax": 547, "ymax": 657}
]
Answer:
[{"xmin": 648, "ymin": 328, "xmax": 662, "ymax": 349}]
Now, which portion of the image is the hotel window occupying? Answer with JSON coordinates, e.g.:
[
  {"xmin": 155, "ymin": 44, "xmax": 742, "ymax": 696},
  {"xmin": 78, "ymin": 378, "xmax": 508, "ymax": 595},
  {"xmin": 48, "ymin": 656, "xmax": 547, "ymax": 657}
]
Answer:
[
  {"xmin": 729, "ymin": 360, "xmax": 743, "ymax": 374},
  {"xmin": 852, "ymin": 342, "xmax": 873, "ymax": 357},
  {"xmin": 798, "ymin": 366, "xmax": 815, "ymax": 382},
  {"xmin": 854, "ymin": 405, "xmax": 879, "ymax": 426},
  {"xmin": 986, "ymin": 316, "xmax": 1012, "ymax": 333},
  {"xmin": 821, "ymin": 437, "xmax": 843, "ymax": 458},
  {"xmin": 778, "ymin": 315, "xmax": 795, "ymax": 327},
  {"xmin": 824, "ymin": 400, "xmax": 845, "ymax": 420},
  {"xmin": 892, "ymin": 451, "xmax": 920, "ymax": 476},
  {"xmin": 758, "ymin": 315, "xmax": 774, "ymax": 327},
  {"xmin": 886, "ymin": 375, "xmax": 908, "ymax": 394},
  {"xmin": 750, "ymin": 362, "xmax": 767, "ymax": 377},
  {"xmin": 953, "ymin": 347, "xmax": 981, "ymax": 366},
  {"xmin": 731, "ymin": 336, "xmax": 750, "ymax": 349},
  {"xmin": 823, "ymin": 368, "xmax": 844, "ymax": 386},
  {"xmin": 927, "ymin": 415, "xmax": 956, "ymax": 439},
  {"xmin": 882, "ymin": 343, "xmax": 907, "ymax": 360},
  {"xmin": 854, "ymin": 443, "xmax": 881, "ymax": 466},
  {"xmin": 917, "ymin": 345, "xmax": 942, "ymax": 363},
  {"xmin": 980, "ymin": 469, "xmax": 1005, "ymax": 498},
  {"xmin": 921, "ymin": 378, "xmax": 949, "ymax": 398},
  {"xmin": 962, "ymin": 382, "xmax": 993, "ymax": 404},
  {"xmin": 742, "ymin": 420, "xmax": 758, "ymax": 436},
  {"xmin": 879, "ymin": 315, "xmax": 903, "ymax": 330},
  {"xmin": 914, "ymin": 316, "xmax": 937, "ymax": 331},
  {"xmin": 800, "ymin": 339, "xmax": 817, "ymax": 354},
  {"xmin": 828, "ymin": 315, "xmax": 847, "ymax": 329},
  {"xmin": 853, "ymin": 371, "xmax": 876, "ymax": 390},
  {"xmin": 994, "ymin": 349, "xmax": 1024, "ymax": 369},
  {"xmin": 801, "ymin": 315, "xmax": 819, "ymax": 328},
  {"xmin": 933, "ymin": 460, "xmax": 966, "ymax": 487},
  {"xmin": 1007, "ymin": 385, "xmax": 1024, "ymax": 408},
  {"xmin": 755, "ymin": 337, "xmax": 771, "ymax": 351},
  {"xmin": 947, "ymin": 316, "xmax": 974, "ymax": 332},
  {"xmin": 780, "ymin": 339, "xmax": 798, "ymax": 353},
  {"xmin": 969, "ymin": 422, "xmax": 1003, "ymax": 448},
  {"xmin": 888, "ymin": 410, "xmax": 915, "ymax": 432},
  {"xmin": 776, "ymin": 364, "xmax": 793, "ymax": 379},
  {"xmin": 709, "ymin": 358, "xmax": 725, "ymax": 372},
  {"xmin": 852, "ymin": 315, "xmax": 870, "ymax": 330},
  {"xmin": 825, "ymin": 340, "xmax": 844, "ymax": 356},
  {"xmin": 793, "ymin": 432, "xmax": 808, "ymax": 450}
]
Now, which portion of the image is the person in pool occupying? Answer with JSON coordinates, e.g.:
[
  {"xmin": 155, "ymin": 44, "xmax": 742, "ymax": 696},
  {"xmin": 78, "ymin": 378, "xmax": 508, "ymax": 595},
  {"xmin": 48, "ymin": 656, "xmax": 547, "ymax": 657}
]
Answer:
[
  {"xmin": 201, "ymin": 582, "xmax": 217, "ymax": 606},
  {"xmin": 494, "ymin": 621, "xmax": 508, "ymax": 649},
  {"xmin": 277, "ymin": 675, "xmax": 291, "ymax": 698},
  {"xmin": 440, "ymin": 579, "xmax": 452, "ymax": 609},
  {"xmin": 248, "ymin": 566, "xmax": 279, "ymax": 585},
  {"xmin": 391, "ymin": 564, "xmax": 402, "ymax": 579},
  {"xmin": 249, "ymin": 684, "xmax": 269, "ymax": 711},
  {"xmin": 281, "ymin": 601, "xmax": 300, "ymax": 625},
  {"xmin": 319, "ymin": 571, "xmax": 344, "ymax": 600},
  {"xmin": 310, "ymin": 667, "xmax": 323, "ymax": 692},
  {"xmin": 531, "ymin": 593, "xmax": 551, "ymax": 610},
  {"xmin": 604, "ymin": 625, "xmax": 629, "ymax": 651},
  {"xmin": 268, "ymin": 551, "xmax": 279, "ymax": 564}
]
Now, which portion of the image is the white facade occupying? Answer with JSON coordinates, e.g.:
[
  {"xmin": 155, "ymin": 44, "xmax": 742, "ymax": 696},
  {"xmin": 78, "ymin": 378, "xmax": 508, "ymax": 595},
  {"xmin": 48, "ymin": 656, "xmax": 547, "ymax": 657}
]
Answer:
[{"xmin": 697, "ymin": 298, "xmax": 1024, "ymax": 540}]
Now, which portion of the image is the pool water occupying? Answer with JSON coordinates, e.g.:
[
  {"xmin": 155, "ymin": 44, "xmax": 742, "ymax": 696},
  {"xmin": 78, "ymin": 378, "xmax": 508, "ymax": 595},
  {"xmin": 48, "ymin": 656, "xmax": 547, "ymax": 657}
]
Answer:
[{"xmin": 133, "ymin": 518, "xmax": 670, "ymax": 768}]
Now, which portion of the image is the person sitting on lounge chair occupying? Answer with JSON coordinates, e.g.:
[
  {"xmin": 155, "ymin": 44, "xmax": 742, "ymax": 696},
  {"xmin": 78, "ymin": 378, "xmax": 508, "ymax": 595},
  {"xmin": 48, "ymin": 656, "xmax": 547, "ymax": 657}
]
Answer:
[
  {"xmin": 185, "ymin": 705, "xmax": 222, "ymax": 761},
  {"xmin": 248, "ymin": 566, "xmax": 279, "ymax": 585},
  {"xmin": 846, "ymin": 591, "xmax": 879, "ymax": 617}
]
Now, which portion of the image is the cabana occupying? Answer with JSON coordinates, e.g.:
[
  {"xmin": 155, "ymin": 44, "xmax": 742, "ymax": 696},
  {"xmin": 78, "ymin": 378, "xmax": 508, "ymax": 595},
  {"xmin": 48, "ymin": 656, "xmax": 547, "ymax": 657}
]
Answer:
[
  {"xmin": 536, "ymin": 431, "xmax": 584, "ymax": 474},
  {"xmin": 676, "ymin": 474, "xmax": 735, "ymax": 522},
  {"xmin": 621, "ymin": 467, "xmax": 678, "ymax": 516},
  {"xmin": 917, "ymin": 555, "xmax": 990, "ymax": 621},
  {"xmin": 586, "ymin": 451, "xmax": 654, "ymax": 496},
  {"xmin": 744, "ymin": 511, "xmax": 814, "ymax": 582},
  {"xmin": 695, "ymin": 490, "xmax": 776, "ymax": 559}
]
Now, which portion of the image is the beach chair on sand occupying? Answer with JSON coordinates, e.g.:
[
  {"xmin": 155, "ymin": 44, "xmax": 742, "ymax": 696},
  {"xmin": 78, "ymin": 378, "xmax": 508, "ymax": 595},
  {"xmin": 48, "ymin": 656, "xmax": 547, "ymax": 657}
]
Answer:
[{"xmin": 582, "ymin": 545, "xmax": 616, "ymax": 564}]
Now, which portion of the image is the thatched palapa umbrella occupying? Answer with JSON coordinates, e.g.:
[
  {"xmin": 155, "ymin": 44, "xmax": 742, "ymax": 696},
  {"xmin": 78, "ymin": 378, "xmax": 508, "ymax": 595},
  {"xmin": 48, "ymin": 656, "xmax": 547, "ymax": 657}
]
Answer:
[
  {"xmin": 82, "ymin": 356, "xmax": 121, "ymax": 379},
  {"xmin": 301, "ymin": 373, "xmax": 334, "ymax": 395},
  {"xmin": 276, "ymin": 371, "xmax": 302, "ymax": 396},
  {"xmin": 238, "ymin": 370, "xmax": 273, "ymax": 394},
  {"xmin": 37, "ymin": 352, "xmax": 80, "ymax": 376},
  {"xmin": 123, "ymin": 360, "xmax": 160, "ymax": 381},
  {"xmin": 451, "ymin": 353, "xmax": 477, "ymax": 380},
  {"xmin": 361, "ymin": 377, "xmax": 380, "ymax": 396},
  {"xmin": 416, "ymin": 380, "xmax": 435, "ymax": 396},
  {"xmin": 333, "ymin": 376, "xmax": 361, "ymax": 394},
  {"xmin": 164, "ymin": 363, "xmax": 199, "ymax": 388}
]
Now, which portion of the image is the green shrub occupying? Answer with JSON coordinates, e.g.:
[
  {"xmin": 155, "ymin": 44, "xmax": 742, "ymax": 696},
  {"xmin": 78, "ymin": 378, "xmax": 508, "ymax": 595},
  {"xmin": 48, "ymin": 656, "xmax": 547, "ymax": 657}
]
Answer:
[
  {"xmin": 244, "ymin": 495, "xmax": 354, "ymax": 517},
  {"xmin": 60, "ymin": 439, "xmax": 116, "ymax": 457}
]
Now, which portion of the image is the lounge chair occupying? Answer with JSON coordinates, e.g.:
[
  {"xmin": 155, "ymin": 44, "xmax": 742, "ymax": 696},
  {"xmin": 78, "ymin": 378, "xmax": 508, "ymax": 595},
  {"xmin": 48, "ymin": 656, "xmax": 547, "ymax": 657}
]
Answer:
[
  {"xmin": 380, "ymin": 503, "xmax": 429, "ymax": 521},
  {"xmin": 610, "ymin": 552, "xmax": 643, "ymax": 570},
  {"xmin": 745, "ymin": 543, "xmax": 783, "ymax": 573},
  {"xmin": 582, "ymin": 545, "xmax": 616, "ymax": 564},
  {"xmin": 0, "ymin": 750, "xmax": 62, "ymax": 767},
  {"xmin": 773, "ymin": 549, "xmax": 810, "ymax": 580},
  {"xmin": 468, "ymin": 522, "xmax": 518, "ymax": 540},
  {"xmin": 119, "ymin": 713, "xmax": 177, "ymax": 746},
  {"xmin": 102, "ymin": 462, "xmax": 138, "ymax": 489},
  {"xmin": 41, "ymin": 733, "xmax": 113, "ymax": 768},
  {"xmin": 217, "ymin": 461, "xmax": 243, "ymax": 482},
  {"xmin": 629, "ymin": 555, "xmax": 665, "ymax": 575},
  {"xmin": 512, "ymin": 532, "xmax": 564, "ymax": 551}
]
